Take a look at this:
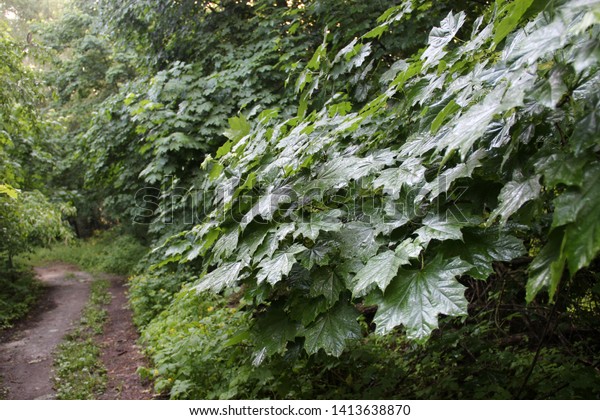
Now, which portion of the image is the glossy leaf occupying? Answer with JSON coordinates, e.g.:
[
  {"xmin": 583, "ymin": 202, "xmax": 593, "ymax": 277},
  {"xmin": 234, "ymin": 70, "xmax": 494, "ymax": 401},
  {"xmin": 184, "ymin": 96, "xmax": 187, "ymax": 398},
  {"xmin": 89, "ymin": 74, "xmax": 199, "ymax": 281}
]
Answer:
[
  {"xmin": 440, "ymin": 228, "xmax": 526, "ymax": 280},
  {"xmin": 256, "ymin": 244, "xmax": 306, "ymax": 285},
  {"xmin": 527, "ymin": 229, "xmax": 566, "ymax": 302},
  {"xmin": 294, "ymin": 209, "xmax": 343, "ymax": 241},
  {"xmin": 374, "ymin": 255, "xmax": 471, "ymax": 340},
  {"xmin": 488, "ymin": 175, "xmax": 542, "ymax": 225},
  {"xmin": 415, "ymin": 213, "xmax": 465, "ymax": 246},
  {"xmin": 421, "ymin": 11, "xmax": 466, "ymax": 68},
  {"xmin": 194, "ymin": 261, "xmax": 246, "ymax": 293},
  {"xmin": 303, "ymin": 301, "xmax": 361, "ymax": 357}
]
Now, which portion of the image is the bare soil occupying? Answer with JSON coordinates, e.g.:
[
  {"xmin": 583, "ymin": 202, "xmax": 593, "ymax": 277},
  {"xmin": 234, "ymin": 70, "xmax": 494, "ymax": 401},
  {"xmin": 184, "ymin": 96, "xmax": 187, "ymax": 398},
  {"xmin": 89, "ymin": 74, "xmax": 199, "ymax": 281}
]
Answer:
[
  {"xmin": 0, "ymin": 263, "xmax": 152, "ymax": 400},
  {"xmin": 97, "ymin": 275, "xmax": 152, "ymax": 399}
]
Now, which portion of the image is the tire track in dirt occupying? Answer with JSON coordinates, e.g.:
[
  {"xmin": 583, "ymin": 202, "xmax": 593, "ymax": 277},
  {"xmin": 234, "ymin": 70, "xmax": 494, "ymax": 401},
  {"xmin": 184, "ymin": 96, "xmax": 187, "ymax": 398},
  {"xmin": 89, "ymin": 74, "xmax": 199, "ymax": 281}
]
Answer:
[{"xmin": 98, "ymin": 275, "xmax": 152, "ymax": 399}]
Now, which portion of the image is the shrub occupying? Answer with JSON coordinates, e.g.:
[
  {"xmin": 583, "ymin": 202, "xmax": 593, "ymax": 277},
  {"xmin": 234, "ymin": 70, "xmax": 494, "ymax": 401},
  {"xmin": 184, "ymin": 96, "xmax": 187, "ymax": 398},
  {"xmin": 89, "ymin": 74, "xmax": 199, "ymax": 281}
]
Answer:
[{"xmin": 0, "ymin": 267, "xmax": 42, "ymax": 329}]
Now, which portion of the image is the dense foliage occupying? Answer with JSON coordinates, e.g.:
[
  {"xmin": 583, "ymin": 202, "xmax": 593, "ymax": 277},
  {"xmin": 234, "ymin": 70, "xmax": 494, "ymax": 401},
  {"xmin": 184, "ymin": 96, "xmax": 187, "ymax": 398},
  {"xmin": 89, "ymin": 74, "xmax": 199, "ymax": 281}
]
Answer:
[
  {"xmin": 148, "ymin": 0, "xmax": 600, "ymax": 355},
  {"xmin": 2, "ymin": 0, "xmax": 600, "ymax": 399},
  {"xmin": 1, "ymin": 3, "xmax": 80, "ymax": 327},
  {"xmin": 129, "ymin": 0, "xmax": 600, "ymax": 398},
  {"xmin": 1, "ymin": 21, "xmax": 74, "ymax": 267}
]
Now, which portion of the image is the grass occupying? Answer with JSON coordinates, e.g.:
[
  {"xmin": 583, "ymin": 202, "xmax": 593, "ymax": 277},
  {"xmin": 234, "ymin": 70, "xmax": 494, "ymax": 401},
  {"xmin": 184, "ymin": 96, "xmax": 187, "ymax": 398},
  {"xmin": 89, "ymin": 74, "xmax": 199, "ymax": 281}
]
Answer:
[
  {"xmin": 53, "ymin": 278, "xmax": 112, "ymax": 399},
  {"xmin": 18, "ymin": 230, "xmax": 148, "ymax": 276}
]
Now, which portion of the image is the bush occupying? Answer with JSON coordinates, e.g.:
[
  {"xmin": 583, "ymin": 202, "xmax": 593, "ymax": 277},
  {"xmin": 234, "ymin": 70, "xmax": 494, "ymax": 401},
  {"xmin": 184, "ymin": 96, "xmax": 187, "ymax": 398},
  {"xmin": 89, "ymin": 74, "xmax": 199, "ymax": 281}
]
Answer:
[
  {"xmin": 137, "ymin": 287, "xmax": 253, "ymax": 399},
  {"xmin": 0, "ymin": 191, "xmax": 75, "ymax": 266},
  {"xmin": 134, "ymin": 275, "xmax": 600, "ymax": 399},
  {"xmin": 0, "ymin": 267, "xmax": 42, "ymax": 330},
  {"xmin": 129, "ymin": 271, "xmax": 189, "ymax": 327}
]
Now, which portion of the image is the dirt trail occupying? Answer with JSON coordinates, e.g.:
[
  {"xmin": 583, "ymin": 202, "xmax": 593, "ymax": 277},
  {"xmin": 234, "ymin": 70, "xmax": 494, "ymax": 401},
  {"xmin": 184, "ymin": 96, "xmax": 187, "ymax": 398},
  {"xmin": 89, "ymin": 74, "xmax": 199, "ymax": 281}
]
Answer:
[
  {"xmin": 98, "ymin": 275, "xmax": 152, "ymax": 399},
  {"xmin": 0, "ymin": 264, "xmax": 92, "ymax": 399},
  {"xmin": 0, "ymin": 263, "xmax": 152, "ymax": 400}
]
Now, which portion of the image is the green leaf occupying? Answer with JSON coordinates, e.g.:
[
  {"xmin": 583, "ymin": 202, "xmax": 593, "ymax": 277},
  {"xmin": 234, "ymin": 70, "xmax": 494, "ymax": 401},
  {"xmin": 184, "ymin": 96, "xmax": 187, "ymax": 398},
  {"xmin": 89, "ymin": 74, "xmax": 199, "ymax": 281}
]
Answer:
[
  {"xmin": 350, "ymin": 239, "xmax": 421, "ymax": 297},
  {"xmin": 333, "ymin": 221, "xmax": 380, "ymax": 262},
  {"xmin": 308, "ymin": 44, "xmax": 326, "ymax": 70},
  {"xmin": 310, "ymin": 267, "xmax": 345, "ymax": 303},
  {"xmin": 426, "ymin": 149, "xmax": 486, "ymax": 199},
  {"xmin": 374, "ymin": 255, "xmax": 471, "ymax": 340},
  {"xmin": 431, "ymin": 99, "xmax": 460, "ymax": 134},
  {"xmin": 552, "ymin": 164, "xmax": 600, "ymax": 228},
  {"xmin": 223, "ymin": 114, "xmax": 251, "ymax": 143},
  {"xmin": 256, "ymin": 244, "xmax": 305, "ymax": 285},
  {"xmin": 0, "ymin": 184, "xmax": 18, "ymax": 199},
  {"xmin": 299, "ymin": 242, "xmax": 332, "ymax": 270},
  {"xmin": 560, "ymin": 165, "xmax": 600, "ymax": 274},
  {"xmin": 504, "ymin": 17, "xmax": 567, "ymax": 66},
  {"xmin": 422, "ymin": 11, "xmax": 466, "ymax": 68},
  {"xmin": 350, "ymin": 250, "xmax": 402, "ymax": 297},
  {"xmin": 194, "ymin": 261, "xmax": 246, "ymax": 293},
  {"xmin": 237, "ymin": 224, "xmax": 271, "ymax": 258},
  {"xmin": 570, "ymin": 100, "xmax": 600, "ymax": 155},
  {"xmin": 183, "ymin": 229, "xmax": 220, "ymax": 262},
  {"xmin": 208, "ymin": 162, "xmax": 224, "ymax": 181},
  {"xmin": 346, "ymin": 43, "xmax": 372, "ymax": 70},
  {"xmin": 363, "ymin": 24, "xmax": 387, "ymax": 40},
  {"xmin": 440, "ymin": 228, "xmax": 526, "ymax": 280},
  {"xmin": 309, "ymin": 156, "xmax": 381, "ymax": 191},
  {"xmin": 294, "ymin": 209, "xmax": 343, "ymax": 241},
  {"xmin": 415, "ymin": 213, "xmax": 465, "ymax": 246},
  {"xmin": 488, "ymin": 174, "xmax": 542, "ymax": 225},
  {"xmin": 534, "ymin": 153, "xmax": 587, "ymax": 188},
  {"xmin": 376, "ymin": 2, "xmax": 413, "ymax": 24},
  {"xmin": 435, "ymin": 83, "xmax": 507, "ymax": 159},
  {"xmin": 527, "ymin": 229, "xmax": 566, "ymax": 302},
  {"xmin": 215, "ymin": 141, "xmax": 232, "ymax": 159},
  {"xmin": 289, "ymin": 296, "xmax": 332, "ymax": 326},
  {"xmin": 156, "ymin": 132, "xmax": 195, "ymax": 152},
  {"xmin": 532, "ymin": 69, "xmax": 568, "ymax": 108},
  {"xmin": 165, "ymin": 240, "xmax": 190, "ymax": 257},
  {"xmin": 253, "ymin": 223, "xmax": 296, "ymax": 261},
  {"xmin": 303, "ymin": 301, "xmax": 361, "ymax": 357},
  {"xmin": 241, "ymin": 185, "xmax": 293, "ymax": 229},
  {"xmin": 212, "ymin": 228, "xmax": 239, "ymax": 262},
  {"xmin": 493, "ymin": 0, "xmax": 535, "ymax": 46},
  {"xmin": 373, "ymin": 157, "xmax": 426, "ymax": 198},
  {"xmin": 253, "ymin": 307, "xmax": 298, "ymax": 358}
]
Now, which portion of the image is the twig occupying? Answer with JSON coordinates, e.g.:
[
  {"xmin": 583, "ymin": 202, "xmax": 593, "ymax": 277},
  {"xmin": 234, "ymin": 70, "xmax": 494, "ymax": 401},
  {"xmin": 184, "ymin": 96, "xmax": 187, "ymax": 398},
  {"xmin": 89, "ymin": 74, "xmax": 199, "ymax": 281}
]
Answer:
[{"xmin": 516, "ymin": 297, "xmax": 560, "ymax": 398}]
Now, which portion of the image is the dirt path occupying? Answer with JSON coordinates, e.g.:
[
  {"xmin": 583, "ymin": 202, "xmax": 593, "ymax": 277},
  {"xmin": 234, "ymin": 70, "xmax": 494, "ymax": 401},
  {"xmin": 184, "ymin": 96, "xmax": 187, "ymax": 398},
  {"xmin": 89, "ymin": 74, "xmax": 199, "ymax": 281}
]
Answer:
[
  {"xmin": 0, "ymin": 264, "xmax": 92, "ymax": 399},
  {"xmin": 0, "ymin": 263, "xmax": 152, "ymax": 400},
  {"xmin": 98, "ymin": 275, "xmax": 152, "ymax": 399}
]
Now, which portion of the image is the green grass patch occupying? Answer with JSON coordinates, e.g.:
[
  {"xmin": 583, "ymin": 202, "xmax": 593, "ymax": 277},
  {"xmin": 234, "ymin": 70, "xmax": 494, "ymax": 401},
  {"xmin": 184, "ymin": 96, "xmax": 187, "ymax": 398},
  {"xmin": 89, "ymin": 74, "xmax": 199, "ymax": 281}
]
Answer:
[
  {"xmin": 19, "ymin": 230, "xmax": 148, "ymax": 275},
  {"xmin": 53, "ymin": 279, "xmax": 111, "ymax": 400},
  {"xmin": 0, "ymin": 267, "xmax": 43, "ymax": 330}
]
